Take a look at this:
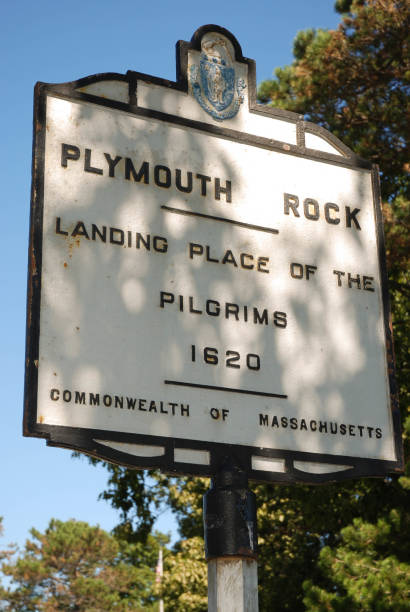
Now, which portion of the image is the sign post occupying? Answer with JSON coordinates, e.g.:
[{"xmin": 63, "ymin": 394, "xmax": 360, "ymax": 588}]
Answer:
[{"xmin": 25, "ymin": 24, "xmax": 403, "ymax": 610}]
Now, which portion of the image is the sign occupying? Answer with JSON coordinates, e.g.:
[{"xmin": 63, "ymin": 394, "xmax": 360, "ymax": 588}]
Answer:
[{"xmin": 24, "ymin": 25, "xmax": 403, "ymax": 483}]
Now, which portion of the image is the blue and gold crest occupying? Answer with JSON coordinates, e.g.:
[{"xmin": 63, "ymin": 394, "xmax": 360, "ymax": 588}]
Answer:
[{"xmin": 190, "ymin": 35, "xmax": 246, "ymax": 121}]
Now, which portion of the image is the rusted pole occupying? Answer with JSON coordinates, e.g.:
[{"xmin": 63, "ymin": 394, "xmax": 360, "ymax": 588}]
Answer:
[{"xmin": 203, "ymin": 459, "xmax": 258, "ymax": 611}]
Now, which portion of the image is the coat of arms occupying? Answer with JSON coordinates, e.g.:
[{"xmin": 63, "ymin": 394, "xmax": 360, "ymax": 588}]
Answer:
[{"xmin": 190, "ymin": 35, "xmax": 246, "ymax": 121}]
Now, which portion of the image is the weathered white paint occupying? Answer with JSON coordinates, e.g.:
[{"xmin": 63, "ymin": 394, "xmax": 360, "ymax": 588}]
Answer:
[
  {"xmin": 36, "ymin": 91, "xmax": 395, "ymax": 466},
  {"xmin": 208, "ymin": 558, "xmax": 258, "ymax": 612},
  {"xmin": 251, "ymin": 456, "xmax": 285, "ymax": 473},
  {"xmin": 94, "ymin": 440, "xmax": 165, "ymax": 456},
  {"xmin": 76, "ymin": 81, "xmax": 129, "ymax": 103},
  {"xmin": 174, "ymin": 448, "xmax": 210, "ymax": 465}
]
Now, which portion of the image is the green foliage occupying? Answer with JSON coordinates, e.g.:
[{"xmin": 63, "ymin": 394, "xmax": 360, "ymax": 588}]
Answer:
[
  {"xmin": 258, "ymin": 0, "xmax": 409, "ymax": 201},
  {"xmin": 74, "ymin": 454, "xmax": 159, "ymax": 543},
  {"xmin": 256, "ymin": 1, "xmax": 410, "ymax": 608},
  {"xmin": 0, "ymin": 519, "xmax": 164, "ymax": 611},
  {"xmin": 156, "ymin": 537, "xmax": 207, "ymax": 612},
  {"xmin": 80, "ymin": 2, "xmax": 409, "ymax": 610},
  {"xmin": 303, "ymin": 511, "xmax": 410, "ymax": 611}
]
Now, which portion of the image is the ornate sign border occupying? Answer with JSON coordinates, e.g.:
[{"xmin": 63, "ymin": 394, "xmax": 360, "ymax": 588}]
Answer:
[{"xmin": 24, "ymin": 25, "xmax": 403, "ymax": 483}]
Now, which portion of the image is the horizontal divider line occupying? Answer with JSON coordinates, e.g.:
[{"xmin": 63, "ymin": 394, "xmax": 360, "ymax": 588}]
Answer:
[
  {"xmin": 164, "ymin": 379, "xmax": 288, "ymax": 399},
  {"xmin": 161, "ymin": 205, "xmax": 279, "ymax": 235}
]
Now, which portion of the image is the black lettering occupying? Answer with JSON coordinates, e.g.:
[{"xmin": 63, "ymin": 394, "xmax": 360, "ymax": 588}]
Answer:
[
  {"xmin": 319, "ymin": 421, "xmax": 327, "ymax": 433},
  {"xmin": 160, "ymin": 291, "xmax": 174, "ymax": 308},
  {"xmin": 333, "ymin": 270, "xmax": 345, "ymax": 286},
  {"xmin": 125, "ymin": 159, "xmax": 149, "ymax": 183},
  {"xmin": 349, "ymin": 424, "xmax": 356, "ymax": 436},
  {"xmin": 305, "ymin": 265, "xmax": 317, "ymax": 280},
  {"xmin": 196, "ymin": 173, "xmax": 211, "ymax": 196},
  {"xmin": 206, "ymin": 245, "xmax": 219, "ymax": 263},
  {"xmin": 240, "ymin": 253, "xmax": 254, "ymax": 270},
  {"xmin": 357, "ymin": 425, "xmax": 365, "ymax": 437},
  {"xmin": 324, "ymin": 202, "xmax": 340, "ymax": 224},
  {"xmin": 115, "ymin": 396, "xmax": 123, "ymax": 408},
  {"xmin": 300, "ymin": 419, "xmax": 307, "ymax": 431},
  {"xmin": 340, "ymin": 423, "xmax": 347, "ymax": 435},
  {"xmin": 89, "ymin": 393, "xmax": 100, "ymax": 406},
  {"xmin": 91, "ymin": 224, "xmax": 107, "ymax": 242},
  {"xmin": 126, "ymin": 397, "xmax": 136, "ymax": 410},
  {"xmin": 61, "ymin": 143, "xmax": 80, "ymax": 167},
  {"xmin": 281, "ymin": 416, "xmax": 288, "ymax": 428},
  {"xmin": 330, "ymin": 422, "xmax": 338, "ymax": 434},
  {"xmin": 257, "ymin": 257, "xmax": 269, "ymax": 273},
  {"xmin": 290, "ymin": 262, "xmax": 304, "ymax": 279},
  {"xmin": 363, "ymin": 276, "xmax": 375, "ymax": 292},
  {"xmin": 189, "ymin": 296, "xmax": 202, "ymax": 314},
  {"xmin": 221, "ymin": 250, "xmax": 238, "ymax": 267},
  {"xmin": 72, "ymin": 221, "xmax": 90, "ymax": 240},
  {"xmin": 367, "ymin": 426, "xmax": 374, "ymax": 438},
  {"xmin": 75, "ymin": 391, "xmax": 86, "ymax": 405},
  {"xmin": 50, "ymin": 389, "xmax": 59, "ymax": 401},
  {"xmin": 348, "ymin": 273, "xmax": 361, "ymax": 289},
  {"xmin": 271, "ymin": 416, "xmax": 279, "ymax": 428},
  {"xmin": 189, "ymin": 243, "xmax": 203, "ymax": 259},
  {"xmin": 225, "ymin": 303, "xmax": 239, "ymax": 320},
  {"xmin": 215, "ymin": 178, "xmax": 232, "ymax": 203},
  {"xmin": 56, "ymin": 217, "xmax": 68, "ymax": 236},
  {"xmin": 290, "ymin": 417, "xmax": 298, "ymax": 429},
  {"xmin": 304, "ymin": 198, "xmax": 320, "ymax": 220},
  {"xmin": 84, "ymin": 148, "xmax": 103, "ymax": 175},
  {"xmin": 175, "ymin": 169, "xmax": 192, "ymax": 193},
  {"xmin": 253, "ymin": 307, "xmax": 268, "ymax": 325},
  {"xmin": 345, "ymin": 206, "xmax": 361, "ymax": 230},
  {"xmin": 139, "ymin": 399, "xmax": 147, "ymax": 411},
  {"xmin": 284, "ymin": 193, "xmax": 299, "ymax": 217},
  {"xmin": 310, "ymin": 420, "xmax": 317, "ymax": 431},
  {"xmin": 154, "ymin": 165, "xmax": 171, "ymax": 188},
  {"xmin": 206, "ymin": 300, "xmax": 220, "ymax": 316},
  {"xmin": 103, "ymin": 395, "xmax": 112, "ymax": 407},
  {"xmin": 104, "ymin": 153, "xmax": 122, "ymax": 177},
  {"xmin": 110, "ymin": 227, "xmax": 124, "ymax": 245},
  {"xmin": 149, "ymin": 400, "xmax": 157, "ymax": 412},
  {"xmin": 63, "ymin": 390, "xmax": 71, "ymax": 402},
  {"xmin": 260, "ymin": 414, "xmax": 269, "ymax": 426},
  {"xmin": 153, "ymin": 236, "xmax": 168, "ymax": 253},
  {"xmin": 181, "ymin": 404, "xmax": 190, "ymax": 416},
  {"xmin": 375, "ymin": 427, "xmax": 382, "ymax": 439},
  {"xmin": 136, "ymin": 233, "xmax": 150, "ymax": 250}
]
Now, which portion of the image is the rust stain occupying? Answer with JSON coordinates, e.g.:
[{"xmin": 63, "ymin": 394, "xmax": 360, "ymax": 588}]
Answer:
[
  {"xmin": 63, "ymin": 262, "xmax": 68, "ymax": 268},
  {"xmin": 75, "ymin": 326, "xmax": 80, "ymax": 331},
  {"xmin": 34, "ymin": 360, "xmax": 39, "ymax": 368},
  {"xmin": 39, "ymin": 415, "xmax": 45, "ymax": 424},
  {"xmin": 30, "ymin": 246, "xmax": 37, "ymax": 276}
]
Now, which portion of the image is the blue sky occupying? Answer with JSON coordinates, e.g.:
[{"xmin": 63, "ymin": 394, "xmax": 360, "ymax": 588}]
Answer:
[{"xmin": 1, "ymin": 0, "xmax": 341, "ymax": 552}]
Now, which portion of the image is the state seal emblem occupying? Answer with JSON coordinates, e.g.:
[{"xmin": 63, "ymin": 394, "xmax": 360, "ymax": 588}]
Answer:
[{"xmin": 190, "ymin": 34, "xmax": 246, "ymax": 121}]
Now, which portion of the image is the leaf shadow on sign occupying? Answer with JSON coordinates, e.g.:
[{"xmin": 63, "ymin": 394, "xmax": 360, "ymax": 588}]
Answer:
[{"xmin": 39, "ymin": 92, "xmax": 393, "ymax": 465}]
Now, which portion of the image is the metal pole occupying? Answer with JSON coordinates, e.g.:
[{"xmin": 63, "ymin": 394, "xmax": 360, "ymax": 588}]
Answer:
[{"xmin": 203, "ymin": 458, "xmax": 258, "ymax": 611}]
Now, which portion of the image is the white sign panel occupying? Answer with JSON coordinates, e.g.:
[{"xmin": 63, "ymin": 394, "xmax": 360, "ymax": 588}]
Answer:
[{"xmin": 25, "ymin": 26, "xmax": 402, "ymax": 482}]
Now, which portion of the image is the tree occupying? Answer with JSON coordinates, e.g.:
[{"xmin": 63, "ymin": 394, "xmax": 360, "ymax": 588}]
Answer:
[
  {"xmin": 257, "ymin": 1, "xmax": 409, "ymax": 609},
  {"xmin": 0, "ymin": 519, "xmax": 165, "ymax": 611},
  {"xmin": 155, "ymin": 537, "xmax": 207, "ymax": 612},
  {"xmin": 83, "ymin": 2, "xmax": 409, "ymax": 609}
]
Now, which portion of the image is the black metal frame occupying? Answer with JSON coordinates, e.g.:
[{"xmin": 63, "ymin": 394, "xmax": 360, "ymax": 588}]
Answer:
[{"xmin": 24, "ymin": 25, "xmax": 403, "ymax": 484}]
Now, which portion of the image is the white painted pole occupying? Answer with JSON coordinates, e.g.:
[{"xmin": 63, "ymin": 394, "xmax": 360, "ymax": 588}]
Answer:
[
  {"xmin": 208, "ymin": 557, "xmax": 258, "ymax": 612},
  {"xmin": 203, "ymin": 459, "xmax": 259, "ymax": 612},
  {"xmin": 156, "ymin": 547, "xmax": 164, "ymax": 612}
]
